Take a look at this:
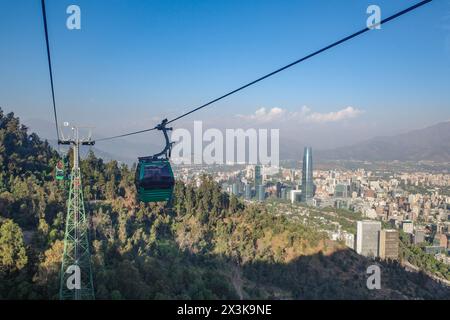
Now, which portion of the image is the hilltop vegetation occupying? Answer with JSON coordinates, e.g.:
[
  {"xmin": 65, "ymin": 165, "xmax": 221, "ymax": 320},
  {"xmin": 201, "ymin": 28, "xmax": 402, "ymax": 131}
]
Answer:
[{"xmin": 0, "ymin": 109, "xmax": 449, "ymax": 299}]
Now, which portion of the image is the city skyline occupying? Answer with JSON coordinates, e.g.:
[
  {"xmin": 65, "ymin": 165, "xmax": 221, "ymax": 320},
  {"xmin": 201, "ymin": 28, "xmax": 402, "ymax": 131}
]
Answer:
[{"xmin": 175, "ymin": 150, "xmax": 449, "ymax": 269}]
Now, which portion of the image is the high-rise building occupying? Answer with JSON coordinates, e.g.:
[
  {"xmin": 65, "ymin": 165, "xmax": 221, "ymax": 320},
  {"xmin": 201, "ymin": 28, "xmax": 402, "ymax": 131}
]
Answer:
[
  {"xmin": 244, "ymin": 183, "xmax": 252, "ymax": 200},
  {"xmin": 253, "ymin": 165, "xmax": 263, "ymax": 201},
  {"xmin": 402, "ymin": 220, "xmax": 414, "ymax": 234},
  {"xmin": 254, "ymin": 165, "xmax": 262, "ymax": 188},
  {"xmin": 350, "ymin": 180, "xmax": 361, "ymax": 196},
  {"xmin": 334, "ymin": 184, "xmax": 350, "ymax": 198},
  {"xmin": 284, "ymin": 186, "xmax": 292, "ymax": 200},
  {"xmin": 335, "ymin": 199, "xmax": 349, "ymax": 209},
  {"xmin": 414, "ymin": 229, "xmax": 426, "ymax": 244},
  {"xmin": 280, "ymin": 187, "xmax": 287, "ymax": 200},
  {"xmin": 290, "ymin": 190, "xmax": 302, "ymax": 204},
  {"xmin": 342, "ymin": 232, "xmax": 355, "ymax": 250},
  {"xmin": 301, "ymin": 147, "xmax": 314, "ymax": 202},
  {"xmin": 438, "ymin": 234, "xmax": 449, "ymax": 249},
  {"xmin": 257, "ymin": 185, "xmax": 265, "ymax": 201},
  {"xmin": 379, "ymin": 229, "xmax": 399, "ymax": 260},
  {"xmin": 231, "ymin": 183, "xmax": 239, "ymax": 196},
  {"xmin": 356, "ymin": 220, "xmax": 381, "ymax": 257},
  {"xmin": 276, "ymin": 182, "xmax": 282, "ymax": 198}
]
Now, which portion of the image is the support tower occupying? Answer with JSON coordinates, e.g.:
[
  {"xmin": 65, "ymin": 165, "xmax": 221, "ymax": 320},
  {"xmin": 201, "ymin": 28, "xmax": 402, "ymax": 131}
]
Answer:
[{"xmin": 59, "ymin": 127, "xmax": 95, "ymax": 300}]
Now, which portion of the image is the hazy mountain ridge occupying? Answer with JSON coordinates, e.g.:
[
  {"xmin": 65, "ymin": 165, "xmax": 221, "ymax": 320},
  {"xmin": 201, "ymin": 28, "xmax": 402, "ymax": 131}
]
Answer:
[{"xmin": 316, "ymin": 122, "xmax": 450, "ymax": 162}]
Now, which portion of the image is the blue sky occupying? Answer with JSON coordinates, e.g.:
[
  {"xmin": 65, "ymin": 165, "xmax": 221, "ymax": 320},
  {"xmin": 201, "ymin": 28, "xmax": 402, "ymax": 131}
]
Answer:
[{"xmin": 0, "ymin": 0, "xmax": 449, "ymax": 153}]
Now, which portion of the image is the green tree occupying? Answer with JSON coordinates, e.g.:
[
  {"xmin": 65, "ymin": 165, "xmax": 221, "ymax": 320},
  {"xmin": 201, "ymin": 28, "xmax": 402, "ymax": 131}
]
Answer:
[{"xmin": 0, "ymin": 219, "xmax": 28, "ymax": 272}]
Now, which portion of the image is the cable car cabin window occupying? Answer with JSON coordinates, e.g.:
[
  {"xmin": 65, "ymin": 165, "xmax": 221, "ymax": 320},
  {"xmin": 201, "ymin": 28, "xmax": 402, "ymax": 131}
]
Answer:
[{"xmin": 139, "ymin": 162, "xmax": 174, "ymax": 189}]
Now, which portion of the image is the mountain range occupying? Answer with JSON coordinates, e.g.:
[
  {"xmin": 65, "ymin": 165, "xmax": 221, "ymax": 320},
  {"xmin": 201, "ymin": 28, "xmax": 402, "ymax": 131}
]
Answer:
[{"xmin": 314, "ymin": 121, "xmax": 450, "ymax": 162}]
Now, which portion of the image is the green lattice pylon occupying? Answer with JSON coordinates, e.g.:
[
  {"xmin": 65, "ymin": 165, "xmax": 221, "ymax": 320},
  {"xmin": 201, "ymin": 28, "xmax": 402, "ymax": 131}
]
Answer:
[{"xmin": 59, "ymin": 164, "xmax": 95, "ymax": 300}]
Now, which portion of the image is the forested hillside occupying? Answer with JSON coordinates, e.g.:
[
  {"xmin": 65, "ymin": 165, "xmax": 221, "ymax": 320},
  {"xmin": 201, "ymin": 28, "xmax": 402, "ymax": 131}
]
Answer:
[{"xmin": 0, "ymin": 109, "xmax": 449, "ymax": 300}]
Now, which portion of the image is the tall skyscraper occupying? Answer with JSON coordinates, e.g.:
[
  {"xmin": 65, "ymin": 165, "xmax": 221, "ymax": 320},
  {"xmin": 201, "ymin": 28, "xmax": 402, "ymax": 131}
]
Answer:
[
  {"xmin": 254, "ymin": 165, "xmax": 262, "ymax": 188},
  {"xmin": 231, "ymin": 183, "xmax": 239, "ymax": 196},
  {"xmin": 244, "ymin": 183, "xmax": 252, "ymax": 200},
  {"xmin": 257, "ymin": 185, "xmax": 265, "ymax": 201},
  {"xmin": 253, "ymin": 165, "xmax": 263, "ymax": 200},
  {"xmin": 276, "ymin": 182, "xmax": 282, "ymax": 198},
  {"xmin": 356, "ymin": 220, "xmax": 381, "ymax": 257},
  {"xmin": 301, "ymin": 147, "xmax": 314, "ymax": 202}
]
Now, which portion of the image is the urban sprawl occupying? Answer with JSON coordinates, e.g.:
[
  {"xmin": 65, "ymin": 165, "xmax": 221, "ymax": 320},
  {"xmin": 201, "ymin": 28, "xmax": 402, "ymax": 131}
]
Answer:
[{"xmin": 173, "ymin": 148, "xmax": 450, "ymax": 267}]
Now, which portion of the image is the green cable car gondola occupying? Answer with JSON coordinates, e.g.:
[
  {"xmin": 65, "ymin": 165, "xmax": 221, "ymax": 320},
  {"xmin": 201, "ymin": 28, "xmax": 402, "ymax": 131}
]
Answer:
[
  {"xmin": 135, "ymin": 119, "xmax": 175, "ymax": 203},
  {"xmin": 55, "ymin": 160, "xmax": 65, "ymax": 180}
]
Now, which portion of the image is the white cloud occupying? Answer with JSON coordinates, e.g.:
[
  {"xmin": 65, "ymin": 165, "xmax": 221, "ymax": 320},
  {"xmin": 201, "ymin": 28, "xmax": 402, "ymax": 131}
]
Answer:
[
  {"xmin": 291, "ymin": 105, "xmax": 312, "ymax": 118},
  {"xmin": 237, "ymin": 107, "xmax": 286, "ymax": 122},
  {"xmin": 305, "ymin": 106, "xmax": 363, "ymax": 123},
  {"xmin": 237, "ymin": 106, "xmax": 363, "ymax": 124}
]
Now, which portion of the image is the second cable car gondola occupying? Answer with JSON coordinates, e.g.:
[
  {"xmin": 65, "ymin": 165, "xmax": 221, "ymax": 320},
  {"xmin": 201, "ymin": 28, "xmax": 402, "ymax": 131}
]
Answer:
[
  {"xmin": 135, "ymin": 119, "xmax": 175, "ymax": 203},
  {"xmin": 55, "ymin": 159, "xmax": 66, "ymax": 180}
]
